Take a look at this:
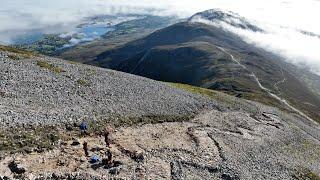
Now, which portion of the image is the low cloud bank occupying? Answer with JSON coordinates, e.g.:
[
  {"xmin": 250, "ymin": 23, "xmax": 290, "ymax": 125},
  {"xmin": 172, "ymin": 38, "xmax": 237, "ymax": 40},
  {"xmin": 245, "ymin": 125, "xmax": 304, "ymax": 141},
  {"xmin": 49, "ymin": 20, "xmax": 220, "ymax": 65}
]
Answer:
[
  {"xmin": 192, "ymin": 13, "xmax": 320, "ymax": 75},
  {"xmin": 1, "ymin": 0, "xmax": 320, "ymax": 74}
]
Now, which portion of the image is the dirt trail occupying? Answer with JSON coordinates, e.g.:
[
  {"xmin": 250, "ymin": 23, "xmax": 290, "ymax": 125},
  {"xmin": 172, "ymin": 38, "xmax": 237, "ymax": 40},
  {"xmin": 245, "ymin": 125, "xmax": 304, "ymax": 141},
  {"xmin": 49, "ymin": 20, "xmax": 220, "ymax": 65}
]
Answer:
[
  {"xmin": 273, "ymin": 67, "xmax": 286, "ymax": 96},
  {"xmin": 130, "ymin": 50, "xmax": 151, "ymax": 73},
  {"xmin": 217, "ymin": 46, "xmax": 317, "ymax": 124}
]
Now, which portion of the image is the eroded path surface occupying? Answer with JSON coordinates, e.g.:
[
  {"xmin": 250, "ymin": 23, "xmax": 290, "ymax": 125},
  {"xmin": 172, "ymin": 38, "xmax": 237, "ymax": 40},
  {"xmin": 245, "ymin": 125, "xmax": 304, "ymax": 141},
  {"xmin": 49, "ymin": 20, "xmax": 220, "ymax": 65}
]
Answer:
[{"xmin": 1, "ymin": 109, "xmax": 319, "ymax": 180}]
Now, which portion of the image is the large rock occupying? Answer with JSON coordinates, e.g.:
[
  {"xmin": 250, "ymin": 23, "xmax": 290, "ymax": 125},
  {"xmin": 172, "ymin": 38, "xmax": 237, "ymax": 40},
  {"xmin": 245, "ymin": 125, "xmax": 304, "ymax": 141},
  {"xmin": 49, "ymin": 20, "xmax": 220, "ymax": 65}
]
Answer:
[{"xmin": 8, "ymin": 161, "xmax": 26, "ymax": 174}]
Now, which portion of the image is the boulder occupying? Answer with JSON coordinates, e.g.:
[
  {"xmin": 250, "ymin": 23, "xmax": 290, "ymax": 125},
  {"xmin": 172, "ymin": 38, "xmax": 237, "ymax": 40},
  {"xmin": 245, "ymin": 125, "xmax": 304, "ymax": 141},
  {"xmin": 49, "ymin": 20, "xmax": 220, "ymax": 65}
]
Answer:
[{"xmin": 8, "ymin": 161, "xmax": 26, "ymax": 174}]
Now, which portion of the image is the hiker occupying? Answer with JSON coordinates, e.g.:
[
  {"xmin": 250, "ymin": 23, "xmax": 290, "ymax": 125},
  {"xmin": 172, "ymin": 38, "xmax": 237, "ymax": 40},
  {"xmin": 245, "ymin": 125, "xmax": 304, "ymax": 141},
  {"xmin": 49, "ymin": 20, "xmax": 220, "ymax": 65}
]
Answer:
[
  {"xmin": 104, "ymin": 131, "xmax": 110, "ymax": 147},
  {"xmin": 80, "ymin": 122, "xmax": 88, "ymax": 131},
  {"xmin": 83, "ymin": 141, "xmax": 89, "ymax": 157},
  {"xmin": 106, "ymin": 149, "xmax": 113, "ymax": 163},
  {"xmin": 102, "ymin": 149, "xmax": 113, "ymax": 166},
  {"xmin": 80, "ymin": 122, "xmax": 88, "ymax": 136}
]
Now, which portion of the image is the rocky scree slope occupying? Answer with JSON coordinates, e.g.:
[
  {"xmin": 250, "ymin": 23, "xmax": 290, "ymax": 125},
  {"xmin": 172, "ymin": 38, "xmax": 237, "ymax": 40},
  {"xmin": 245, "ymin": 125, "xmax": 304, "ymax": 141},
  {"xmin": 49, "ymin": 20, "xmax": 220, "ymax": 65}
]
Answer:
[
  {"xmin": 0, "ymin": 47, "xmax": 216, "ymax": 128},
  {"xmin": 0, "ymin": 47, "xmax": 319, "ymax": 179}
]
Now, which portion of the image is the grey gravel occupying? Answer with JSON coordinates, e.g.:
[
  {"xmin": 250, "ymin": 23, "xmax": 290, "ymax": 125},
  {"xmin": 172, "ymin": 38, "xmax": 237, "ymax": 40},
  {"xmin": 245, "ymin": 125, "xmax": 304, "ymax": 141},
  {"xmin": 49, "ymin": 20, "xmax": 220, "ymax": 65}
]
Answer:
[{"xmin": 0, "ymin": 51, "xmax": 216, "ymax": 127}]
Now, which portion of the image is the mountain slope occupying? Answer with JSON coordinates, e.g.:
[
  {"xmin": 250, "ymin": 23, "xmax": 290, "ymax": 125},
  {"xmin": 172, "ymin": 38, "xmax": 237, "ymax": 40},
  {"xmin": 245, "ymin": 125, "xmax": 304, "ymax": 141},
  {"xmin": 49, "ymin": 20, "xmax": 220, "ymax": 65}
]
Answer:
[
  {"xmin": 56, "ymin": 15, "xmax": 180, "ymax": 63},
  {"xmin": 0, "ymin": 46, "xmax": 320, "ymax": 179},
  {"xmin": 90, "ymin": 10, "xmax": 320, "ymax": 122}
]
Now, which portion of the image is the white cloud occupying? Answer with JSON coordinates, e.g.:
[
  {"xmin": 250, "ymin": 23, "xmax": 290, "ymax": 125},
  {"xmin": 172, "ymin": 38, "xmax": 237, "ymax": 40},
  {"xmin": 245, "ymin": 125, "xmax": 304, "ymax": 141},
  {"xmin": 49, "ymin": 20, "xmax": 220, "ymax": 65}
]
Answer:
[
  {"xmin": 196, "ymin": 18, "xmax": 320, "ymax": 74},
  {"xmin": 0, "ymin": 0, "xmax": 320, "ymax": 73}
]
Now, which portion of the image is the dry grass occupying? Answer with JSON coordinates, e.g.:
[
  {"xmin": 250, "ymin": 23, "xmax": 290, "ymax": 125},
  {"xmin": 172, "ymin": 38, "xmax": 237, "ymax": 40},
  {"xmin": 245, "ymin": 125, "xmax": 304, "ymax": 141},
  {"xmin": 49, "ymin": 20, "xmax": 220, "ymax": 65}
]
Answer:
[
  {"xmin": 37, "ymin": 60, "xmax": 64, "ymax": 73},
  {"xmin": 0, "ymin": 45, "xmax": 35, "ymax": 59},
  {"xmin": 77, "ymin": 79, "xmax": 90, "ymax": 86},
  {"xmin": 293, "ymin": 167, "xmax": 320, "ymax": 180}
]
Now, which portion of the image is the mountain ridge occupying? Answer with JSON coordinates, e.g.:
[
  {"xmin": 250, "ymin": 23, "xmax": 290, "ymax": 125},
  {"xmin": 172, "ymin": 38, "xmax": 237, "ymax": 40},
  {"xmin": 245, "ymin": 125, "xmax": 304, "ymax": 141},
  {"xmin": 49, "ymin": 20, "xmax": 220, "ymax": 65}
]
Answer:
[{"xmin": 89, "ymin": 10, "xmax": 320, "ymax": 122}]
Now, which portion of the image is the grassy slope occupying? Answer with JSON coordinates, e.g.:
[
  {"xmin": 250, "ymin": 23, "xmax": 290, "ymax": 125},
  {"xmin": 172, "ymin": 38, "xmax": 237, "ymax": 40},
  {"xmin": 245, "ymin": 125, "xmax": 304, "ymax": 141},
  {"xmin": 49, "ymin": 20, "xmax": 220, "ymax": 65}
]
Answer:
[
  {"xmin": 169, "ymin": 82, "xmax": 286, "ymax": 113},
  {"xmin": 0, "ymin": 45, "xmax": 35, "ymax": 58},
  {"xmin": 91, "ymin": 22, "xmax": 320, "ymax": 123}
]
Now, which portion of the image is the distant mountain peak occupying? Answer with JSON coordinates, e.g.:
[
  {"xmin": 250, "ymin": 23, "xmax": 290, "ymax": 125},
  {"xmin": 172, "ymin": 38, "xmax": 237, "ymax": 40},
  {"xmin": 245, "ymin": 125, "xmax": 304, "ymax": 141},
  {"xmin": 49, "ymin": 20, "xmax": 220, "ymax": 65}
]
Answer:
[{"xmin": 189, "ymin": 9, "xmax": 263, "ymax": 32}]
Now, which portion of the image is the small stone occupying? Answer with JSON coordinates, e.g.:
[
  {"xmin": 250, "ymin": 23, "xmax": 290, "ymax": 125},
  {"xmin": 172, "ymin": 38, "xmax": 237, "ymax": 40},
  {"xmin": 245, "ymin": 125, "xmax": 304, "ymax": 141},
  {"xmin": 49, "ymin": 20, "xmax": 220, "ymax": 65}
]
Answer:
[
  {"xmin": 35, "ymin": 148, "xmax": 45, "ymax": 153},
  {"xmin": 66, "ymin": 125, "xmax": 73, "ymax": 131},
  {"xmin": 2, "ymin": 176, "xmax": 11, "ymax": 180},
  {"xmin": 90, "ymin": 145, "xmax": 104, "ymax": 152},
  {"xmin": 113, "ymin": 161, "xmax": 123, "ymax": 167},
  {"xmin": 57, "ymin": 159, "xmax": 67, "ymax": 166},
  {"xmin": 109, "ymin": 167, "xmax": 121, "ymax": 175},
  {"xmin": 24, "ymin": 147, "xmax": 33, "ymax": 154},
  {"xmin": 80, "ymin": 156, "xmax": 87, "ymax": 162},
  {"xmin": 61, "ymin": 141, "xmax": 68, "ymax": 146},
  {"xmin": 132, "ymin": 151, "xmax": 144, "ymax": 163},
  {"xmin": 71, "ymin": 138, "xmax": 80, "ymax": 146},
  {"xmin": 51, "ymin": 173, "xmax": 59, "ymax": 179}
]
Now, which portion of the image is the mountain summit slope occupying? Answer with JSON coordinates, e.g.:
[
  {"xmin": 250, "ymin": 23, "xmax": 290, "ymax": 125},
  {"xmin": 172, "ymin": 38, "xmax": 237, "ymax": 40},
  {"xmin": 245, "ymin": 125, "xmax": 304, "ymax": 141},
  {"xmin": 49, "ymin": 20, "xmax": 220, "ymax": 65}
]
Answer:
[
  {"xmin": 91, "ymin": 9, "xmax": 320, "ymax": 122},
  {"xmin": 189, "ymin": 9, "xmax": 263, "ymax": 32},
  {"xmin": 0, "ymin": 46, "xmax": 320, "ymax": 179}
]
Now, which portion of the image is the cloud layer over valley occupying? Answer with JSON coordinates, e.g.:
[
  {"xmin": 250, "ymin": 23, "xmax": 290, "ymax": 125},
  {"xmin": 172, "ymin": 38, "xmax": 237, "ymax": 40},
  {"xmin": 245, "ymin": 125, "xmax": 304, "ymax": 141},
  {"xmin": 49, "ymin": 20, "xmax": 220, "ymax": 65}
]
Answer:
[{"xmin": 1, "ymin": 0, "xmax": 320, "ymax": 74}]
